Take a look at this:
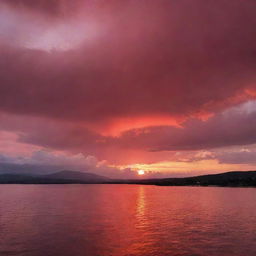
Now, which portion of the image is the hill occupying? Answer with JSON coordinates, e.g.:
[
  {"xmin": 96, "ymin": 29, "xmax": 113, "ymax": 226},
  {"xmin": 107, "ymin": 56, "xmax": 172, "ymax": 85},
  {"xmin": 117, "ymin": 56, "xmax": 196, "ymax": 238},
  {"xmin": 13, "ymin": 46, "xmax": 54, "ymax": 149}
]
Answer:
[
  {"xmin": 0, "ymin": 170, "xmax": 111, "ymax": 184},
  {"xmin": 43, "ymin": 170, "xmax": 110, "ymax": 182},
  {"xmin": 123, "ymin": 171, "xmax": 256, "ymax": 187}
]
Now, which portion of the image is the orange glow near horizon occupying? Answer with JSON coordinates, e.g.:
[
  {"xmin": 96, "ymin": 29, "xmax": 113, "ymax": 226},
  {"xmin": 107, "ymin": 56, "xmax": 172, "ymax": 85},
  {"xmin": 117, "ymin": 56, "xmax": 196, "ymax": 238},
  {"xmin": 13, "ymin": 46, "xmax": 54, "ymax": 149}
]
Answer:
[{"xmin": 115, "ymin": 159, "xmax": 256, "ymax": 178}]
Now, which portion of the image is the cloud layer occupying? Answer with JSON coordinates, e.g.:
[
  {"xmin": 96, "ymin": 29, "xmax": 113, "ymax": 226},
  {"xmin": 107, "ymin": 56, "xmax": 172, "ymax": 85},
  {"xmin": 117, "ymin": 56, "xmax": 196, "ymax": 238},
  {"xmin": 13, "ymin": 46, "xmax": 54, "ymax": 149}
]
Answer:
[{"xmin": 1, "ymin": 0, "xmax": 256, "ymax": 175}]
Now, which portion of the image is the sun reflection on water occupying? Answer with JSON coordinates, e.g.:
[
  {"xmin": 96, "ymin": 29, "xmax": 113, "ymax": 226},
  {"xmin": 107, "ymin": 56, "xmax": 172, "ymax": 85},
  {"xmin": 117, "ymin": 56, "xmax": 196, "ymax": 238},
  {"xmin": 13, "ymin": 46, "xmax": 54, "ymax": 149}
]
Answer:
[{"xmin": 136, "ymin": 186, "xmax": 146, "ymax": 221}]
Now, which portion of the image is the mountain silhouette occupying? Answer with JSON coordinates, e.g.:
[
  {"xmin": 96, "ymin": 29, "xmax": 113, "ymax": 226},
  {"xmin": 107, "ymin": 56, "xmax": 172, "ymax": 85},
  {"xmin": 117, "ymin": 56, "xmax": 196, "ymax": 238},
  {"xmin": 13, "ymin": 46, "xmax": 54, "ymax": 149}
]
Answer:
[
  {"xmin": 43, "ymin": 170, "xmax": 110, "ymax": 182},
  {"xmin": 0, "ymin": 170, "xmax": 110, "ymax": 184},
  {"xmin": 1, "ymin": 170, "xmax": 256, "ymax": 186}
]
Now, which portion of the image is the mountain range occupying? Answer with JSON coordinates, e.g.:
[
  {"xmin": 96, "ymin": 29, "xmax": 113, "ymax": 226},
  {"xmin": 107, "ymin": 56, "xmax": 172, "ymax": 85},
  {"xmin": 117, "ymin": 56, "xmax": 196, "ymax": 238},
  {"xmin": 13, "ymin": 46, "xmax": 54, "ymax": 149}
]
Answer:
[
  {"xmin": 0, "ymin": 170, "xmax": 110, "ymax": 184},
  {"xmin": 1, "ymin": 170, "xmax": 256, "ymax": 187}
]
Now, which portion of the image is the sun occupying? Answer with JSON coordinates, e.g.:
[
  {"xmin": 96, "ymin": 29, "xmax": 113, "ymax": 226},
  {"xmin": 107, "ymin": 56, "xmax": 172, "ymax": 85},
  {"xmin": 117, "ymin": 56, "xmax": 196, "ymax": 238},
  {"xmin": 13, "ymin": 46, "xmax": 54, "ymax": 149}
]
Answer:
[{"xmin": 138, "ymin": 169, "xmax": 145, "ymax": 175}]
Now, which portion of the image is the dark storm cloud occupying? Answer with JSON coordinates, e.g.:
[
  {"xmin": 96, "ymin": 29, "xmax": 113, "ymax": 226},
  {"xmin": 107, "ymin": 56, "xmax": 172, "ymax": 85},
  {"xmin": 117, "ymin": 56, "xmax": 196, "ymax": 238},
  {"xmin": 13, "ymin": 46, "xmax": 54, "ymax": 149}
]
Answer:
[
  {"xmin": 1, "ymin": 0, "xmax": 81, "ymax": 16},
  {"xmin": 0, "ymin": 0, "xmax": 256, "ymax": 124},
  {"xmin": 1, "ymin": 0, "xmax": 256, "ymax": 166}
]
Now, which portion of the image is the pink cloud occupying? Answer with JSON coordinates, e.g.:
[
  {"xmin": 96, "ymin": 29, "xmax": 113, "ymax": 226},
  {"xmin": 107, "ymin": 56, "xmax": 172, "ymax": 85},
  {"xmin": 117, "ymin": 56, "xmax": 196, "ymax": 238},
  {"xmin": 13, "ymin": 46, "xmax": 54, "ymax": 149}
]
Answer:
[{"xmin": 1, "ymin": 0, "xmax": 256, "ymax": 173}]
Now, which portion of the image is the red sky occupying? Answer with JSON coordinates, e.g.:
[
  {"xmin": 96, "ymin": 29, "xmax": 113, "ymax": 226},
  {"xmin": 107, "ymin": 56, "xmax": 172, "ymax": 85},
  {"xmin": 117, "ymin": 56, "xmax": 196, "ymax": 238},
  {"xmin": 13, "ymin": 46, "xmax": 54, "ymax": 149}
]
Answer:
[{"xmin": 1, "ymin": 0, "xmax": 256, "ymax": 178}]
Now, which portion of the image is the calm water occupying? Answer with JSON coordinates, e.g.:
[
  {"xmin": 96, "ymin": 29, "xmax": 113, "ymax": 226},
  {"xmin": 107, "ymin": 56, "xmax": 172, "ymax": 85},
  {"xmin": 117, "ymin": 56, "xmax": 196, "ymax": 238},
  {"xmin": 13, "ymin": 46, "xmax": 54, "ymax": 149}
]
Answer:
[{"xmin": 0, "ymin": 185, "xmax": 256, "ymax": 256}]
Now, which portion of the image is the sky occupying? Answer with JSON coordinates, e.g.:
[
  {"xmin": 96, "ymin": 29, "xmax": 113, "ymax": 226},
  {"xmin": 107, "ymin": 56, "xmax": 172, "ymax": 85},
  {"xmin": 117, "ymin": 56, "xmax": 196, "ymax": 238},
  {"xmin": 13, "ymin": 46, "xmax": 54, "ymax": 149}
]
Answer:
[{"xmin": 1, "ymin": 0, "xmax": 256, "ymax": 178}]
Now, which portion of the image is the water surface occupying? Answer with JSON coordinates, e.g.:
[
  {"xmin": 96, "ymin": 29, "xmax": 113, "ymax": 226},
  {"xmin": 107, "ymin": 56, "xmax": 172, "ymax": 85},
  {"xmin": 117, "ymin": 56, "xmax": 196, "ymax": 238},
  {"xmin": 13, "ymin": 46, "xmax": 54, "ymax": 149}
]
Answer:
[{"xmin": 0, "ymin": 185, "xmax": 256, "ymax": 256}]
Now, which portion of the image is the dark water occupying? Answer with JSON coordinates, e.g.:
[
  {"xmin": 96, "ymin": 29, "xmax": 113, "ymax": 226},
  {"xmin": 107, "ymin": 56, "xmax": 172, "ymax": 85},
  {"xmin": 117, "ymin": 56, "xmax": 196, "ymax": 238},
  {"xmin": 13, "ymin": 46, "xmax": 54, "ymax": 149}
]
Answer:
[{"xmin": 0, "ymin": 185, "xmax": 256, "ymax": 256}]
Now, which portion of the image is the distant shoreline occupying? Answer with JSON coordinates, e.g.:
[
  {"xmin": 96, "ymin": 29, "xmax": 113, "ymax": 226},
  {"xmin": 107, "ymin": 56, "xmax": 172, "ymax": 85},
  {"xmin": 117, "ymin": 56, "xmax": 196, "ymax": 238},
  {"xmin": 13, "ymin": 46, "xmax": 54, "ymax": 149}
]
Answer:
[
  {"xmin": 1, "ymin": 183, "xmax": 256, "ymax": 188},
  {"xmin": 1, "ymin": 170, "xmax": 256, "ymax": 187}
]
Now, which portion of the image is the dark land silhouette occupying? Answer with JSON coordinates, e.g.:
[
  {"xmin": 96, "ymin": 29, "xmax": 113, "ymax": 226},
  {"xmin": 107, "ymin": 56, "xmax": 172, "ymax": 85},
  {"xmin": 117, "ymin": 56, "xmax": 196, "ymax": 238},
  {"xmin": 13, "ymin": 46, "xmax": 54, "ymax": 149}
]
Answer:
[{"xmin": 1, "ymin": 170, "xmax": 256, "ymax": 187}]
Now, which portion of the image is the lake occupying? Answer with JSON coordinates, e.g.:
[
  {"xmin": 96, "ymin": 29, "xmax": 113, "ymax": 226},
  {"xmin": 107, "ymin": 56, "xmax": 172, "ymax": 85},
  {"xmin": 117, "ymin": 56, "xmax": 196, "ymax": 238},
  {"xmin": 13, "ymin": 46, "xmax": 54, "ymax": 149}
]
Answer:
[{"xmin": 0, "ymin": 185, "xmax": 256, "ymax": 256}]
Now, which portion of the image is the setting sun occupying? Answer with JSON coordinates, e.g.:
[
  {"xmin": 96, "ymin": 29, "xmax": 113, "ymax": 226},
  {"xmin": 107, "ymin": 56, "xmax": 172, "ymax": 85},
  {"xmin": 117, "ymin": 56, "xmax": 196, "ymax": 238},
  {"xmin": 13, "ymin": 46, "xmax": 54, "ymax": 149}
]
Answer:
[{"xmin": 138, "ymin": 170, "xmax": 145, "ymax": 175}]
